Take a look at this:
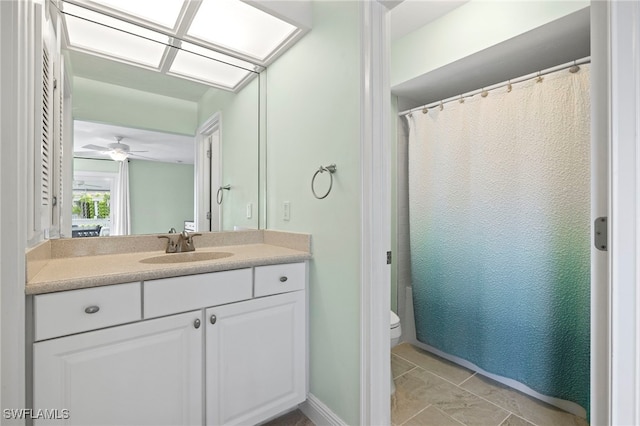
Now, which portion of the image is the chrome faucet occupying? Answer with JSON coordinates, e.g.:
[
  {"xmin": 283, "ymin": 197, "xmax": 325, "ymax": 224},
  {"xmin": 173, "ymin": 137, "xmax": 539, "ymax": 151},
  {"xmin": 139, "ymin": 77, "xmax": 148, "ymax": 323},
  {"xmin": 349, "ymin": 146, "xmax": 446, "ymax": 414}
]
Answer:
[
  {"xmin": 179, "ymin": 231, "xmax": 201, "ymax": 252},
  {"xmin": 158, "ymin": 231, "xmax": 201, "ymax": 253}
]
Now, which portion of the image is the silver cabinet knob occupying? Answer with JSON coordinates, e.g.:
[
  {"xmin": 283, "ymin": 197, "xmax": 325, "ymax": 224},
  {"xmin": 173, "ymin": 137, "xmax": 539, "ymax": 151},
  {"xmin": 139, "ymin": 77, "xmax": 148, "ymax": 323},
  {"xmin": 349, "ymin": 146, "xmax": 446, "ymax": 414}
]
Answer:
[
  {"xmin": 194, "ymin": 318, "xmax": 201, "ymax": 329},
  {"xmin": 84, "ymin": 306, "xmax": 100, "ymax": 314},
  {"xmin": 279, "ymin": 276, "xmax": 288, "ymax": 282},
  {"xmin": 210, "ymin": 315, "xmax": 217, "ymax": 325}
]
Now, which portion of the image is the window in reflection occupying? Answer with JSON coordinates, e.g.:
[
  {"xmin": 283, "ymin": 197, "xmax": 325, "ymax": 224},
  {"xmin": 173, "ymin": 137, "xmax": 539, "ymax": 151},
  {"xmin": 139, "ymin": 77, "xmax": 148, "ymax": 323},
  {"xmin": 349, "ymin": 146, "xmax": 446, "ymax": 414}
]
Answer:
[{"xmin": 72, "ymin": 172, "xmax": 115, "ymax": 237}]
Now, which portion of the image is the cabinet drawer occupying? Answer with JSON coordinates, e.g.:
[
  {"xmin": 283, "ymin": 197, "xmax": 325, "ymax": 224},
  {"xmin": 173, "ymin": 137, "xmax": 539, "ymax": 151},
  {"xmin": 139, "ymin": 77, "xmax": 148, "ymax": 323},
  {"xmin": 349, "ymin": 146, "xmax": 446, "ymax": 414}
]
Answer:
[
  {"xmin": 144, "ymin": 269, "xmax": 252, "ymax": 318},
  {"xmin": 34, "ymin": 282, "xmax": 141, "ymax": 341},
  {"xmin": 254, "ymin": 262, "xmax": 306, "ymax": 297}
]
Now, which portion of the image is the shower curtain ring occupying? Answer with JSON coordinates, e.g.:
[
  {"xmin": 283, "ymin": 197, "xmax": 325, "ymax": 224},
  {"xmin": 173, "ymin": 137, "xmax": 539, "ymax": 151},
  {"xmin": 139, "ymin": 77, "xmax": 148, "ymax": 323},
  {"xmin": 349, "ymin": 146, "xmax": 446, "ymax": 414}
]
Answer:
[
  {"xmin": 569, "ymin": 60, "xmax": 580, "ymax": 73},
  {"xmin": 422, "ymin": 107, "xmax": 429, "ymax": 114},
  {"xmin": 507, "ymin": 80, "xmax": 512, "ymax": 92},
  {"xmin": 536, "ymin": 71, "xmax": 544, "ymax": 83},
  {"xmin": 439, "ymin": 101, "xmax": 444, "ymax": 111}
]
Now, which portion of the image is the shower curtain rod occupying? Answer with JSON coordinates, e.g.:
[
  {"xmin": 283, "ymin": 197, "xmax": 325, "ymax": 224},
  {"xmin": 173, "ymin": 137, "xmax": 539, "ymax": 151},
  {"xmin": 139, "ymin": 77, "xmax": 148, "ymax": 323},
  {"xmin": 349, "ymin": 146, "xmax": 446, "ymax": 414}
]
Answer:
[{"xmin": 398, "ymin": 57, "xmax": 591, "ymax": 117}]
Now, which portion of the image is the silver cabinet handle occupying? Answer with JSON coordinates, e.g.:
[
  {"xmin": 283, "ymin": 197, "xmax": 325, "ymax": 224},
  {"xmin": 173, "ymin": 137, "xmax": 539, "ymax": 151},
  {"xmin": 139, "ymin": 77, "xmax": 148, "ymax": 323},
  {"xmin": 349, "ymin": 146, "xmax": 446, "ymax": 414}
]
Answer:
[
  {"xmin": 84, "ymin": 306, "xmax": 100, "ymax": 314},
  {"xmin": 279, "ymin": 276, "xmax": 288, "ymax": 283},
  {"xmin": 194, "ymin": 319, "xmax": 201, "ymax": 329},
  {"xmin": 210, "ymin": 315, "xmax": 217, "ymax": 325}
]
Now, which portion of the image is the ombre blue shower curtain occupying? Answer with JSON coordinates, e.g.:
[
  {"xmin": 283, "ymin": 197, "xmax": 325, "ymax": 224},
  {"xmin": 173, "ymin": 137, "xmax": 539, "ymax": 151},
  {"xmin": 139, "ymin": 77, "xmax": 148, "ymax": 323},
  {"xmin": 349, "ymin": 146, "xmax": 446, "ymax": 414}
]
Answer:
[{"xmin": 407, "ymin": 65, "xmax": 590, "ymax": 414}]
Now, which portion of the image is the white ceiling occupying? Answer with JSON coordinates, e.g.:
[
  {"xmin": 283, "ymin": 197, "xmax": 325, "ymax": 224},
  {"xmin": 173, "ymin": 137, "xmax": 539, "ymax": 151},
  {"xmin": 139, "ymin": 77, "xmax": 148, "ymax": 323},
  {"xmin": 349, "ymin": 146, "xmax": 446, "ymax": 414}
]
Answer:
[
  {"xmin": 390, "ymin": 0, "xmax": 470, "ymax": 41},
  {"xmin": 73, "ymin": 120, "xmax": 195, "ymax": 164}
]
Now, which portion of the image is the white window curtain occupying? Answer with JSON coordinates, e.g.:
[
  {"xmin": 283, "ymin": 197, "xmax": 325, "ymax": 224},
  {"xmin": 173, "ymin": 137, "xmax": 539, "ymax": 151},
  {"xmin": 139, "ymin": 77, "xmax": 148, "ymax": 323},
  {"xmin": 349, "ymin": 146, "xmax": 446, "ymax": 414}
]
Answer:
[{"xmin": 111, "ymin": 160, "xmax": 130, "ymax": 235}]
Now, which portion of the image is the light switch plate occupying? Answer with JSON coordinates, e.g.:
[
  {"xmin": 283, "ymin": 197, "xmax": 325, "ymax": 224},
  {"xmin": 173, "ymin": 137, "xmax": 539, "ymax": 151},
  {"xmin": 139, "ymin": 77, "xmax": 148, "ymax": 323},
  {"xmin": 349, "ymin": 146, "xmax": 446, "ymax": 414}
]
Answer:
[{"xmin": 283, "ymin": 201, "xmax": 291, "ymax": 221}]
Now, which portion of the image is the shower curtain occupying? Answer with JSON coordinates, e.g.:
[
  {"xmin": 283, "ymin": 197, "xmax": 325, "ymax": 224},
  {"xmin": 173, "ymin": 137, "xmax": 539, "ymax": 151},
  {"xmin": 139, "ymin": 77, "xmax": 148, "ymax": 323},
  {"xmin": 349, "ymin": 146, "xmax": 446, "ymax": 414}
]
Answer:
[{"xmin": 407, "ymin": 65, "xmax": 590, "ymax": 413}]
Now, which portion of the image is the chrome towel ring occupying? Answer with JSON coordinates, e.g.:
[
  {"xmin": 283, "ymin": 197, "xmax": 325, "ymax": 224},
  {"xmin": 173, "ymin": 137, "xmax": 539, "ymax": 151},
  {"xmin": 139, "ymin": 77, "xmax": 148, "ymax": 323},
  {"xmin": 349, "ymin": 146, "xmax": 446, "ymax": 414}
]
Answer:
[
  {"xmin": 311, "ymin": 164, "xmax": 337, "ymax": 199},
  {"xmin": 216, "ymin": 185, "xmax": 230, "ymax": 205}
]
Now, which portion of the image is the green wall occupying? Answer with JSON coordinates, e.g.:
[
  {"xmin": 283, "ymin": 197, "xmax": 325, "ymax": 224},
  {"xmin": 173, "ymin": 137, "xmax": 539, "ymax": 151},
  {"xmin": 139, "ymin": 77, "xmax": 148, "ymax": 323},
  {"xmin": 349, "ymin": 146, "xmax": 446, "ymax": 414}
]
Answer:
[
  {"xmin": 73, "ymin": 158, "xmax": 194, "ymax": 235},
  {"xmin": 73, "ymin": 77, "xmax": 198, "ymax": 136},
  {"xmin": 197, "ymin": 78, "xmax": 260, "ymax": 230},
  {"xmin": 391, "ymin": 0, "xmax": 589, "ymax": 87},
  {"xmin": 74, "ymin": 158, "xmax": 118, "ymax": 174},
  {"xmin": 265, "ymin": 2, "xmax": 361, "ymax": 424},
  {"xmin": 128, "ymin": 159, "xmax": 194, "ymax": 234}
]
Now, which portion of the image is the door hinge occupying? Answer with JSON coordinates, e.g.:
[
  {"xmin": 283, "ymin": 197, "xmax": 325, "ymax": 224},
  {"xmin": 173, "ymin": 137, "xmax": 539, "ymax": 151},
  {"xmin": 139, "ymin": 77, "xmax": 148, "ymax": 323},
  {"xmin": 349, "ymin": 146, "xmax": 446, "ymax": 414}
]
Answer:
[
  {"xmin": 386, "ymin": 251, "xmax": 392, "ymax": 265},
  {"xmin": 207, "ymin": 149, "xmax": 211, "ymax": 159},
  {"xmin": 594, "ymin": 217, "xmax": 607, "ymax": 251},
  {"xmin": 206, "ymin": 211, "xmax": 211, "ymax": 220}
]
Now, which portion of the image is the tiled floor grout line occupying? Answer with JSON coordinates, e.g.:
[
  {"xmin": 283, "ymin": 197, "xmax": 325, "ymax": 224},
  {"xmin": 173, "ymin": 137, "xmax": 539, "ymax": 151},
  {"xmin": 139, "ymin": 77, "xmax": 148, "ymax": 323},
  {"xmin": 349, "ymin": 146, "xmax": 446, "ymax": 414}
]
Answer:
[
  {"xmin": 432, "ymin": 405, "xmax": 468, "ymax": 426},
  {"xmin": 398, "ymin": 403, "xmax": 433, "ymax": 426},
  {"xmin": 458, "ymin": 372, "xmax": 477, "ymax": 387},
  {"xmin": 512, "ymin": 412, "xmax": 541, "ymax": 426},
  {"xmin": 392, "ymin": 351, "xmax": 518, "ymax": 426},
  {"xmin": 496, "ymin": 411, "xmax": 513, "ymax": 426},
  {"xmin": 391, "ymin": 351, "xmax": 476, "ymax": 389},
  {"xmin": 393, "ymin": 365, "xmax": 418, "ymax": 381},
  {"xmin": 454, "ymin": 381, "xmax": 525, "ymax": 424}
]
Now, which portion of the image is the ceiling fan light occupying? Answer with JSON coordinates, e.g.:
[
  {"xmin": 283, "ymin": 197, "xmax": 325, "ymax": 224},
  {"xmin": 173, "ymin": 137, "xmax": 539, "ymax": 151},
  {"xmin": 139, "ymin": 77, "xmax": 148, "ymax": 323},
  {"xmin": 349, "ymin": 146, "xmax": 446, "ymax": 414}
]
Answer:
[{"xmin": 109, "ymin": 150, "xmax": 129, "ymax": 161}]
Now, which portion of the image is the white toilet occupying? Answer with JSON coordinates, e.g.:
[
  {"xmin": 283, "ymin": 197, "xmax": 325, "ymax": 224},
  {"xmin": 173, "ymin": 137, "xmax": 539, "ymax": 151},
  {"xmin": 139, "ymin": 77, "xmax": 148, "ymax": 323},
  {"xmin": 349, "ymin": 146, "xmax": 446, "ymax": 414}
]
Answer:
[{"xmin": 390, "ymin": 310, "xmax": 402, "ymax": 394}]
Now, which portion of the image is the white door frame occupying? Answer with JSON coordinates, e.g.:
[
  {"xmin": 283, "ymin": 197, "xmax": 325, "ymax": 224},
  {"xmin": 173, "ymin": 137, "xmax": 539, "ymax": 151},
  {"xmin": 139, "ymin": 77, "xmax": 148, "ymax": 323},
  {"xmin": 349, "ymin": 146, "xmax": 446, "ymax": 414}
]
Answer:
[
  {"xmin": 590, "ymin": 2, "xmax": 611, "ymax": 425},
  {"xmin": 609, "ymin": 1, "xmax": 640, "ymax": 424},
  {"xmin": 360, "ymin": 2, "xmax": 640, "ymax": 425},
  {"xmin": 360, "ymin": 1, "xmax": 391, "ymax": 425},
  {"xmin": 0, "ymin": 0, "xmax": 33, "ymax": 415},
  {"xmin": 194, "ymin": 113, "xmax": 222, "ymax": 232}
]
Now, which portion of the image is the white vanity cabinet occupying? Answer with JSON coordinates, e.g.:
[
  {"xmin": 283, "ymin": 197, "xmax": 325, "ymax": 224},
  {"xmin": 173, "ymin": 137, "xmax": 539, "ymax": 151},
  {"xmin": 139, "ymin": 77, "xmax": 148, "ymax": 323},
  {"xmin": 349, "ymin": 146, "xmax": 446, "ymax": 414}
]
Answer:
[
  {"xmin": 31, "ymin": 262, "xmax": 308, "ymax": 426},
  {"xmin": 206, "ymin": 290, "xmax": 306, "ymax": 426},
  {"xmin": 33, "ymin": 310, "xmax": 204, "ymax": 426}
]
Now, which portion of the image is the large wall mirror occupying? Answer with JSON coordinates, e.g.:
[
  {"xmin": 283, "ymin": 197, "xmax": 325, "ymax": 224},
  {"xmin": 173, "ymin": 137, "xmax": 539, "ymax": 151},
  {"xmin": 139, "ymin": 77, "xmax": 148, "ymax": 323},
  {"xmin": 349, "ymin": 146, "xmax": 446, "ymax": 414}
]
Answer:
[{"xmin": 51, "ymin": 0, "xmax": 305, "ymax": 237}]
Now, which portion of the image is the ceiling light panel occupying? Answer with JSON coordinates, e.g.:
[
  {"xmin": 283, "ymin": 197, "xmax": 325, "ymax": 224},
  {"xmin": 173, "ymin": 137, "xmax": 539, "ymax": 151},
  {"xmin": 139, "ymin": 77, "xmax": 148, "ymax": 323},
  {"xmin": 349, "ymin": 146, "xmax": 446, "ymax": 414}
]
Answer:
[
  {"xmin": 187, "ymin": 0, "xmax": 297, "ymax": 61},
  {"xmin": 180, "ymin": 42, "xmax": 256, "ymax": 72},
  {"xmin": 63, "ymin": 3, "xmax": 168, "ymax": 67},
  {"xmin": 168, "ymin": 46, "xmax": 253, "ymax": 89},
  {"xmin": 83, "ymin": 0, "xmax": 186, "ymax": 29}
]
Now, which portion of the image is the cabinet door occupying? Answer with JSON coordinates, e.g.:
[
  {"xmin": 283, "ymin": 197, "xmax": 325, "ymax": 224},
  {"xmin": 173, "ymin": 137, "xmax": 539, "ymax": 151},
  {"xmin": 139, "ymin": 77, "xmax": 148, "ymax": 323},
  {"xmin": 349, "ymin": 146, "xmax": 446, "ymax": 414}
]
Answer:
[
  {"xmin": 205, "ymin": 291, "xmax": 306, "ymax": 426},
  {"xmin": 34, "ymin": 311, "xmax": 204, "ymax": 426}
]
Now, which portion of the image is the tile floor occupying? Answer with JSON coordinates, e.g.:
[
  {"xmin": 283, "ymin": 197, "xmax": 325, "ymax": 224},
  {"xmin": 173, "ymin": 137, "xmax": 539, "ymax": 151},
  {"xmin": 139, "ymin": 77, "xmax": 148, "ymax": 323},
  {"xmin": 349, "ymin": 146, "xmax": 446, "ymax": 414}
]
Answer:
[
  {"xmin": 392, "ymin": 343, "xmax": 590, "ymax": 426},
  {"xmin": 263, "ymin": 409, "xmax": 314, "ymax": 426},
  {"xmin": 265, "ymin": 343, "xmax": 589, "ymax": 426}
]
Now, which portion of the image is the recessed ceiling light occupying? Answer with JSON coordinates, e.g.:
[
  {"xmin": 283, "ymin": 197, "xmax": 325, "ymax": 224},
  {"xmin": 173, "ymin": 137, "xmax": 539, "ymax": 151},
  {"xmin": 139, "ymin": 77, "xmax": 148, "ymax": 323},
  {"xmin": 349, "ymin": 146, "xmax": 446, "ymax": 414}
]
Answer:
[{"xmin": 187, "ymin": 0, "xmax": 297, "ymax": 61}]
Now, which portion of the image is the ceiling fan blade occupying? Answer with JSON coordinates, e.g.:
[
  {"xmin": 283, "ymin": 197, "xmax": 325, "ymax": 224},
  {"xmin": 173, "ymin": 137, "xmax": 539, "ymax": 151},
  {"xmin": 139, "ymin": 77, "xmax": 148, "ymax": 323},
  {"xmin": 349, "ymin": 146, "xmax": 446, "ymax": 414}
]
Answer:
[
  {"xmin": 74, "ymin": 151, "xmax": 107, "ymax": 158},
  {"xmin": 129, "ymin": 152, "xmax": 156, "ymax": 161},
  {"xmin": 82, "ymin": 144, "xmax": 110, "ymax": 152}
]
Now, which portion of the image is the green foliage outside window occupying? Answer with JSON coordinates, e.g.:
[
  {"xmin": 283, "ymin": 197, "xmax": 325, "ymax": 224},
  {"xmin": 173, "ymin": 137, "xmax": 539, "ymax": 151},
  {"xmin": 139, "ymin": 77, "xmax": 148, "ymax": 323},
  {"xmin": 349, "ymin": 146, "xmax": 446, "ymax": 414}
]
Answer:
[{"xmin": 73, "ymin": 192, "xmax": 110, "ymax": 219}]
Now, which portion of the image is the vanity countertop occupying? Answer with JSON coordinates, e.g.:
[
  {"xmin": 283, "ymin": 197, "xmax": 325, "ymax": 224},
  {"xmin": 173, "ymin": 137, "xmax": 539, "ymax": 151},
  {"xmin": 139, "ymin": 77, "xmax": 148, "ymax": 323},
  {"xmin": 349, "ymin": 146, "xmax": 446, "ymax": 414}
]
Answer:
[{"xmin": 26, "ymin": 230, "xmax": 311, "ymax": 295}]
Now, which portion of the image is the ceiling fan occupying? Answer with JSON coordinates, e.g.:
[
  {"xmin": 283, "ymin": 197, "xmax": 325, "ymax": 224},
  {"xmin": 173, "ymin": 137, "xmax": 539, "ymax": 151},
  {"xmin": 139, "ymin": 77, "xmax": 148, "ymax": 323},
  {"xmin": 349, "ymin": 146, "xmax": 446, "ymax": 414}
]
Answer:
[{"xmin": 79, "ymin": 136, "xmax": 150, "ymax": 161}]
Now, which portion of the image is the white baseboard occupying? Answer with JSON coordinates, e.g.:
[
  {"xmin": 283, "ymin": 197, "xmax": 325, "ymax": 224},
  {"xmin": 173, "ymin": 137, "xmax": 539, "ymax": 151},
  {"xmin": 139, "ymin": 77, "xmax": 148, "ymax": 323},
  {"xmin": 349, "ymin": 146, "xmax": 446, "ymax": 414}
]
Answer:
[{"xmin": 299, "ymin": 393, "xmax": 347, "ymax": 426}]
